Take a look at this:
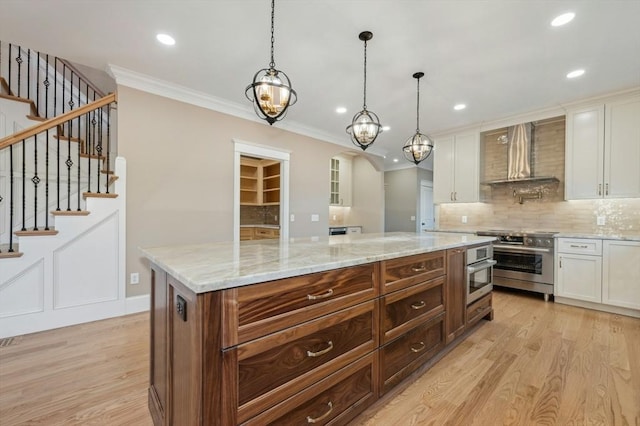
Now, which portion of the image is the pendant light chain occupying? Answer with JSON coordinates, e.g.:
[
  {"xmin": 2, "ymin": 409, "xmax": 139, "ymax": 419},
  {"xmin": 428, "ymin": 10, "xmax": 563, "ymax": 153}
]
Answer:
[
  {"xmin": 362, "ymin": 38, "xmax": 368, "ymax": 110},
  {"xmin": 269, "ymin": 0, "xmax": 275, "ymax": 69},
  {"xmin": 416, "ymin": 77, "xmax": 420, "ymax": 132}
]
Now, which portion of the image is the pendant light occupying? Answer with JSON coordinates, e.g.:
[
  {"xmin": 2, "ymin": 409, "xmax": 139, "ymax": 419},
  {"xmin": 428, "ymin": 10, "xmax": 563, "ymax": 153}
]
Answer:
[
  {"xmin": 346, "ymin": 31, "xmax": 383, "ymax": 151},
  {"xmin": 403, "ymin": 72, "xmax": 434, "ymax": 165},
  {"xmin": 245, "ymin": 0, "xmax": 297, "ymax": 125}
]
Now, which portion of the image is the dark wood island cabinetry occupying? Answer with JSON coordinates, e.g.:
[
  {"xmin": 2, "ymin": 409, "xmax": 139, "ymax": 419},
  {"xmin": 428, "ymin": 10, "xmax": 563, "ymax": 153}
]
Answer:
[{"xmin": 143, "ymin": 232, "xmax": 495, "ymax": 425}]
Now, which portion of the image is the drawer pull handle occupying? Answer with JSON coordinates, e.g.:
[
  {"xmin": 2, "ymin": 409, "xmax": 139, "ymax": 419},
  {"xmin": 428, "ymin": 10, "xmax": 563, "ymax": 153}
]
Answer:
[
  {"xmin": 569, "ymin": 244, "xmax": 588, "ymax": 249},
  {"xmin": 307, "ymin": 341, "xmax": 334, "ymax": 358},
  {"xmin": 307, "ymin": 401, "xmax": 333, "ymax": 424},
  {"xmin": 410, "ymin": 341, "xmax": 426, "ymax": 353},
  {"xmin": 307, "ymin": 289, "xmax": 334, "ymax": 301},
  {"xmin": 411, "ymin": 300, "xmax": 426, "ymax": 310},
  {"xmin": 411, "ymin": 265, "xmax": 427, "ymax": 273}
]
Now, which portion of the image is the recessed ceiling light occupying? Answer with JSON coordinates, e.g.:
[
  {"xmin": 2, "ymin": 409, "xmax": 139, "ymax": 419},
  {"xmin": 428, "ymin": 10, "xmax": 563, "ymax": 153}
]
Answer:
[
  {"xmin": 156, "ymin": 33, "xmax": 176, "ymax": 46},
  {"xmin": 393, "ymin": 158, "xmax": 399, "ymax": 163},
  {"xmin": 566, "ymin": 69, "xmax": 585, "ymax": 79},
  {"xmin": 454, "ymin": 104, "xmax": 466, "ymax": 111},
  {"xmin": 551, "ymin": 12, "xmax": 575, "ymax": 27},
  {"xmin": 382, "ymin": 126, "xmax": 391, "ymax": 131},
  {"xmin": 335, "ymin": 106, "xmax": 347, "ymax": 114}
]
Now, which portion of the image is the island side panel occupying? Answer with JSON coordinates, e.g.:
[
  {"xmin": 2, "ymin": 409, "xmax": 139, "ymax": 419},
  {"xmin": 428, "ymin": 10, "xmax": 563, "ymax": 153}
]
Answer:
[{"xmin": 149, "ymin": 263, "xmax": 169, "ymax": 425}]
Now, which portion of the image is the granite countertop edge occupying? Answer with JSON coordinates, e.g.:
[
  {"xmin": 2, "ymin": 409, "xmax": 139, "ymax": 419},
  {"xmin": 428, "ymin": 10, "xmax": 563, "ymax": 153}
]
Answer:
[{"xmin": 140, "ymin": 232, "xmax": 497, "ymax": 293}]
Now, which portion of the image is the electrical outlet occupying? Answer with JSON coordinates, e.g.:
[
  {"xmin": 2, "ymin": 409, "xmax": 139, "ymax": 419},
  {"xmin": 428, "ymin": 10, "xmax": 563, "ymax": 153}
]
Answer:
[
  {"xmin": 597, "ymin": 216, "xmax": 606, "ymax": 226},
  {"xmin": 290, "ymin": 214, "xmax": 295, "ymax": 222},
  {"xmin": 130, "ymin": 272, "xmax": 139, "ymax": 285},
  {"xmin": 462, "ymin": 216, "xmax": 468, "ymax": 224},
  {"xmin": 311, "ymin": 214, "xmax": 319, "ymax": 222},
  {"xmin": 274, "ymin": 215, "xmax": 278, "ymax": 222},
  {"xmin": 410, "ymin": 216, "xmax": 416, "ymax": 221}
]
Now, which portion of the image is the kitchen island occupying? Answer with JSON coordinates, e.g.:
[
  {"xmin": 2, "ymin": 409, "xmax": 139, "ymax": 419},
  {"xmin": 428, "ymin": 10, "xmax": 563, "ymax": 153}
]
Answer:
[{"xmin": 141, "ymin": 232, "xmax": 496, "ymax": 425}]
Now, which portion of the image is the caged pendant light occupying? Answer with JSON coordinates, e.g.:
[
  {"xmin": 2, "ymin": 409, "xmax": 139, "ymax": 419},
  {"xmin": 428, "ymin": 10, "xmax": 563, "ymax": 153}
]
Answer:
[
  {"xmin": 346, "ymin": 31, "xmax": 383, "ymax": 150},
  {"xmin": 403, "ymin": 72, "xmax": 434, "ymax": 165},
  {"xmin": 245, "ymin": 0, "xmax": 297, "ymax": 125}
]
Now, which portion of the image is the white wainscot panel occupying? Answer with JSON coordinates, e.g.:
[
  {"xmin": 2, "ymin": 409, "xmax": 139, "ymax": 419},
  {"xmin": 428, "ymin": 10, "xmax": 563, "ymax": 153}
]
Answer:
[
  {"xmin": 0, "ymin": 259, "xmax": 45, "ymax": 318},
  {"xmin": 53, "ymin": 212, "xmax": 119, "ymax": 309}
]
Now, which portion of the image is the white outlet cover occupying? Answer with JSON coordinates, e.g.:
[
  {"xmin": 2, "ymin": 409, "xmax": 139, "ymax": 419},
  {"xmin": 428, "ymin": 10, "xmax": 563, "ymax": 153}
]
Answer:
[
  {"xmin": 462, "ymin": 216, "xmax": 468, "ymax": 223},
  {"xmin": 596, "ymin": 216, "xmax": 606, "ymax": 226},
  {"xmin": 311, "ymin": 214, "xmax": 319, "ymax": 222},
  {"xmin": 410, "ymin": 216, "xmax": 416, "ymax": 221},
  {"xmin": 290, "ymin": 214, "xmax": 295, "ymax": 222}
]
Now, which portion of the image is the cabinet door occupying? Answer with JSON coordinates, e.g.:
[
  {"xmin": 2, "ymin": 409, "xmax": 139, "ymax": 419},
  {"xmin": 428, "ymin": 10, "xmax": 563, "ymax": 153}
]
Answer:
[
  {"xmin": 453, "ymin": 133, "xmax": 479, "ymax": 203},
  {"xmin": 433, "ymin": 136, "xmax": 455, "ymax": 203},
  {"xmin": 339, "ymin": 155, "xmax": 352, "ymax": 206},
  {"xmin": 605, "ymin": 96, "xmax": 640, "ymax": 198},
  {"xmin": 565, "ymin": 104, "xmax": 605, "ymax": 200},
  {"xmin": 556, "ymin": 253, "xmax": 602, "ymax": 303},
  {"xmin": 602, "ymin": 240, "xmax": 640, "ymax": 310}
]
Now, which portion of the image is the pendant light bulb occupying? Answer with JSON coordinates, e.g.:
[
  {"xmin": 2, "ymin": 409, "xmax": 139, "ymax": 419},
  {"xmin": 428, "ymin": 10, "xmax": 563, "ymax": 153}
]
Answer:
[
  {"xmin": 346, "ymin": 31, "xmax": 383, "ymax": 150},
  {"xmin": 403, "ymin": 72, "xmax": 434, "ymax": 165},
  {"xmin": 245, "ymin": 0, "xmax": 297, "ymax": 125}
]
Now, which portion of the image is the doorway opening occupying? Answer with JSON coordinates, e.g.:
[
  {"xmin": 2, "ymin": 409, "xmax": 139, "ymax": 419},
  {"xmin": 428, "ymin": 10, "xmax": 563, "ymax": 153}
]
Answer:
[{"xmin": 233, "ymin": 140, "xmax": 290, "ymax": 242}]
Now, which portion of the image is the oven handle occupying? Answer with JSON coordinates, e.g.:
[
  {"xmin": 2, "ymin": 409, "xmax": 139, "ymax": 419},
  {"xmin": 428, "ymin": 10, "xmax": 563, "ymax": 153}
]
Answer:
[
  {"xmin": 493, "ymin": 245, "xmax": 551, "ymax": 254},
  {"xmin": 467, "ymin": 259, "xmax": 497, "ymax": 274}
]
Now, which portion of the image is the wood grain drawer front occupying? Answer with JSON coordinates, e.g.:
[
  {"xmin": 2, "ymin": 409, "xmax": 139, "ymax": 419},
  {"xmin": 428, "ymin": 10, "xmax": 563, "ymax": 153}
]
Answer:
[
  {"xmin": 243, "ymin": 354, "xmax": 376, "ymax": 426},
  {"xmin": 557, "ymin": 238, "xmax": 602, "ymax": 255},
  {"xmin": 381, "ymin": 276, "xmax": 445, "ymax": 344},
  {"xmin": 467, "ymin": 293, "xmax": 492, "ymax": 326},
  {"xmin": 235, "ymin": 301, "xmax": 377, "ymax": 422},
  {"xmin": 225, "ymin": 263, "xmax": 378, "ymax": 347},
  {"xmin": 380, "ymin": 313, "xmax": 445, "ymax": 391},
  {"xmin": 381, "ymin": 251, "xmax": 446, "ymax": 293}
]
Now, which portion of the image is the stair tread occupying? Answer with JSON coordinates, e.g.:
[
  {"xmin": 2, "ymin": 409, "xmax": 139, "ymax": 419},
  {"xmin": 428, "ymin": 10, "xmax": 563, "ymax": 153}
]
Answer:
[
  {"xmin": 50, "ymin": 210, "xmax": 91, "ymax": 216},
  {"xmin": 80, "ymin": 153, "xmax": 105, "ymax": 160},
  {"xmin": 26, "ymin": 115, "xmax": 47, "ymax": 122},
  {"xmin": 101, "ymin": 169, "xmax": 115, "ymax": 174},
  {"xmin": 83, "ymin": 192, "xmax": 118, "ymax": 199},
  {"xmin": 0, "ymin": 250, "xmax": 23, "ymax": 259},
  {"xmin": 15, "ymin": 228, "xmax": 58, "ymax": 236}
]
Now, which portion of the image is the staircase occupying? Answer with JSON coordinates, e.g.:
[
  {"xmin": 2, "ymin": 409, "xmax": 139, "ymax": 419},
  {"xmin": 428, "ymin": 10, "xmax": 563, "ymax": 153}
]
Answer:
[{"xmin": 0, "ymin": 42, "xmax": 133, "ymax": 338}]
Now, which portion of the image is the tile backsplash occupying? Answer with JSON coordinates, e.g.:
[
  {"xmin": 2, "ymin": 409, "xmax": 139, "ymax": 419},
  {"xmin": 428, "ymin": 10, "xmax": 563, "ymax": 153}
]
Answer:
[
  {"xmin": 438, "ymin": 116, "xmax": 640, "ymax": 236},
  {"xmin": 240, "ymin": 205, "xmax": 280, "ymax": 226}
]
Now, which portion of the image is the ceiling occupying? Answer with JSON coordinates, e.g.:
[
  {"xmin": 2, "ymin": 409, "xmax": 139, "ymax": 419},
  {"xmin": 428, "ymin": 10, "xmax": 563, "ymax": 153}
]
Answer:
[{"xmin": 2, "ymin": 0, "xmax": 639, "ymax": 171}]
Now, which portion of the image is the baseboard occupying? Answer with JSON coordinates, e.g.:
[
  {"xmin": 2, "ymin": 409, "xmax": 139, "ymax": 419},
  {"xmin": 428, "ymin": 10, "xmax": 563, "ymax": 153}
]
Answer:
[{"xmin": 126, "ymin": 294, "xmax": 150, "ymax": 314}]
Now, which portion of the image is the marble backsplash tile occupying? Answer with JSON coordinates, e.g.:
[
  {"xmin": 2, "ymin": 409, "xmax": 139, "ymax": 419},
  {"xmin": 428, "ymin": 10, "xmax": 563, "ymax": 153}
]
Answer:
[{"xmin": 240, "ymin": 205, "xmax": 280, "ymax": 225}]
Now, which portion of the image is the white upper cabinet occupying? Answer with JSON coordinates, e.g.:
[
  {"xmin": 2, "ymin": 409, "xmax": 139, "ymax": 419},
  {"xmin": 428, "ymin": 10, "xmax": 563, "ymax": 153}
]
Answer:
[
  {"xmin": 434, "ymin": 133, "xmax": 479, "ymax": 204},
  {"xmin": 329, "ymin": 155, "xmax": 352, "ymax": 206},
  {"xmin": 565, "ymin": 95, "xmax": 640, "ymax": 200}
]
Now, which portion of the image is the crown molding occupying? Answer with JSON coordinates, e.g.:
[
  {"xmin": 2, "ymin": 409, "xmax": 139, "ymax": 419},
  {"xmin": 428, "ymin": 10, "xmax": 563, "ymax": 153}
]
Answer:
[{"xmin": 105, "ymin": 64, "xmax": 386, "ymax": 158}]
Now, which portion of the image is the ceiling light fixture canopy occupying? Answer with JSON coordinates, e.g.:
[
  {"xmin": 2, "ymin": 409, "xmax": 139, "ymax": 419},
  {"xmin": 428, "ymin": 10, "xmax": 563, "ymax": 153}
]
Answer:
[
  {"xmin": 403, "ymin": 72, "xmax": 434, "ymax": 165},
  {"xmin": 346, "ymin": 31, "xmax": 383, "ymax": 151},
  {"xmin": 245, "ymin": 0, "xmax": 297, "ymax": 125}
]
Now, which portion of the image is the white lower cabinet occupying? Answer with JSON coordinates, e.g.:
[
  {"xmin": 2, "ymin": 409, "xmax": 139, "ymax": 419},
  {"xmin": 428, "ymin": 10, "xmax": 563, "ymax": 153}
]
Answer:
[
  {"xmin": 602, "ymin": 240, "xmax": 640, "ymax": 310},
  {"xmin": 556, "ymin": 238, "xmax": 640, "ymax": 317}
]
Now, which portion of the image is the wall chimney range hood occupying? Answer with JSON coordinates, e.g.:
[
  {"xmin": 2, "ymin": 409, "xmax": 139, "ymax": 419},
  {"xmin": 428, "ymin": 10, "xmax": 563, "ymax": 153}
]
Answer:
[{"xmin": 482, "ymin": 122, "xmax": 558, "ymax": 186}]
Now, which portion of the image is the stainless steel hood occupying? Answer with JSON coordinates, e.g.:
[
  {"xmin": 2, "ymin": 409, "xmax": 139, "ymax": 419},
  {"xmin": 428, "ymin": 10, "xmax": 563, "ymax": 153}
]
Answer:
[{"xmin": 482, "ymin": 122, "xmax": 558, "ymax": 186}]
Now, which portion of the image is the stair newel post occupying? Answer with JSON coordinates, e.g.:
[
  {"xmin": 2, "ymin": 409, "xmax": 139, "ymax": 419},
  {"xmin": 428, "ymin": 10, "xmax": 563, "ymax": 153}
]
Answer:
[
  {"xmin": 45, "ymin": 128, "xmax": 50, "ymax": 231},
  {"xmin": 105, "ymin": 104, "xmax": 111, "ymax": 194},
  {"xmin": 21, "ymin": 139, "xmax": 26, "ymax": 231},
  {"xmin": 33, "ymin": 134, "xmax": 39, "ymax": 231},
  {"xmin": 9, "ymin": 145, "xmax": 15, "ymax": 251}
]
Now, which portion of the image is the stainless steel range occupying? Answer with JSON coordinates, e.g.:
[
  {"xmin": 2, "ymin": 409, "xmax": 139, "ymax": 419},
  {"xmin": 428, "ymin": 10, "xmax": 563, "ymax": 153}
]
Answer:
[{"xmin": 476, "ymin": 230, "xmax": 557, "ymax": 301}]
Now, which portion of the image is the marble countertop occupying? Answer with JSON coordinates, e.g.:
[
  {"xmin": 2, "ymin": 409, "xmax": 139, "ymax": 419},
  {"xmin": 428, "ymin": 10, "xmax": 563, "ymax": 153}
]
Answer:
[
  {"xmin": 140, "ymin": 232, "xmax": 497, "ymax": 294},
  {"xmin": 554, "ymin": 232, "xmax": 640, "ymax": 242}
]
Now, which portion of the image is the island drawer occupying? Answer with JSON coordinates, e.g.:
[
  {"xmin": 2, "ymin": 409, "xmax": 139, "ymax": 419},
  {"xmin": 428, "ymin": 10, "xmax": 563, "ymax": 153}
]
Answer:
[
  {"xmin": 381, "ymin": 251, "xmax": 446, "ymax": 293},
  {"xmin": 380, "ymin": 276, "xmax": 445, "ymax": 344},
  {"xmin": 242, "ymin": 353, "xmax": 377, "ymax": 426},
  {"xmin": 467, "ymin": 293, "xmax": 492, "ymax": 327},
  {"xmin": 233, "ymin": 300, "xmax": 378, "ymax": 423},
  {"xmin": 379, "ymin": 312, "xmax": 445, "ymax": 395},
  {"xmin": 223, "ymin": 263, "xmax": 378, "ymax": 346}
]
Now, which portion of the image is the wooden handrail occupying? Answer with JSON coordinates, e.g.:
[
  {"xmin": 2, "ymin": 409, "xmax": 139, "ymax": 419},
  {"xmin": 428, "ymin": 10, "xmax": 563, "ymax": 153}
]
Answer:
[{"xmin": 0, "ymin": 93, "xmax": 116, "ymax": 150}]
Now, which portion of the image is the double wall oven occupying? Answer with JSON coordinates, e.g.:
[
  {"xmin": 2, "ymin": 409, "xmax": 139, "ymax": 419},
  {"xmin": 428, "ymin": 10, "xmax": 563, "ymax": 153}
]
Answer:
[{"xmin": 476, "ymin": 230, "xmax": 557, "ymax": 301}]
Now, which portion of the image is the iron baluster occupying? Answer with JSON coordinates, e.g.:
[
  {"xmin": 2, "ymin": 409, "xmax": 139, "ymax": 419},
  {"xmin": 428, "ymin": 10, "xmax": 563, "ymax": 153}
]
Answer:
[
  {"xmin": 21, "ymin": 139, "xmax": 26, "ymax": 230},
  {"xmin": 106, "ymin": 104, "xmax": 111, "ymax": 194},
  {"xmin": 66, "ymin": 120, "xmax": 72, "ymax": 211},
  {"xmin": 16, "ymin": 47, "xmax": 22, "ymax": 97},
  {"xmin": 86, "ymin": 110, "xmax": 91, "ymax": 193},
  {"xmin": 45, "ymin": 128, "xmax": 50, "ymax": 230},
  {"xmin": 27, "ymin": 49, "xmax": 31, "ymax": 103},
  {"xmin": 36, "ymin": 51, "xmax": 40, "ymax": 116},
  {"xmin": 76, "ymin": 76, "xmax": 81, "ymax": 211},
  {"xmin": 56, "ymin": 118, "xmax": 61, "ymax": 211},
  {"xmin": 33, "ymin": 134, "xmax": 39, "ymax": 230},
  {"xmin": 8, "ymin": 44, "xmax": 12, "ymax": 93},
  {"xmin": 9, "ymin": 145, "xmax": 15, "ymax": 251},
  {"xmin": 44, "ymin": 55, "xmax": 50, "ymax": 118},
  {"xmin": 54, "ymin": 57, "xmax": 57, "ymax": 117},
  {"xmin": 96, "ymin": 107, "xmax": 103, "ymax": 193}
]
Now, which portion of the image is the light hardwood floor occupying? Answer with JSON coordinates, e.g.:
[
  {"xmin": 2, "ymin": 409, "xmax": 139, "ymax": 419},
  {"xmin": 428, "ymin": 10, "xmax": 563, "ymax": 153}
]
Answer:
[{"xmin": 1, "ymin": 290, "xmax": 638, "ymax": 425}]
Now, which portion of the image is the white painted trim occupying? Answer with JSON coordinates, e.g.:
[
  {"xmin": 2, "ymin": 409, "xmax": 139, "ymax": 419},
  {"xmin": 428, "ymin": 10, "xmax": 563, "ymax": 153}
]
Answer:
[
  {"xmin": 126, "ymin": 294, "xmax": 150, "ymax": 314},
  {"xmin": 106, "ymin": 64, "xmax": 388, "ymax": 159},
  {"xmin": 233, "ymin": 140, "xmax": 290, "ymax": 242}
]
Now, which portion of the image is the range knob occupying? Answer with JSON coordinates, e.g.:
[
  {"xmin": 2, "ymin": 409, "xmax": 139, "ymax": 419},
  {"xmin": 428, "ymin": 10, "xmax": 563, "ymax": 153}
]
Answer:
[{"xmin": 525, "ymin": 237, "xmax": 534, "ymax": 245}]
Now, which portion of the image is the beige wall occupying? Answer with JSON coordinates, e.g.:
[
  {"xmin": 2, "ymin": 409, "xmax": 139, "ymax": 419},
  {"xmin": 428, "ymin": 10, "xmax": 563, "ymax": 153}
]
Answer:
[
  {"xmin": 117, "ymin": 86, "xmax": 384, "ymax": 296},
  {"xmin": 348, "ymin": 156, "xmax": 385, "ymax": 233},
  {"xmin": 438, "ymin": 117, "xmax": 640, "ymax": 235},
  {"xmin": 384, "ymin": 168, "xmax": 419, "ymax": 232}
]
